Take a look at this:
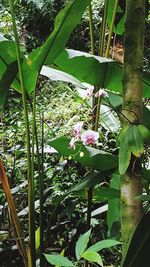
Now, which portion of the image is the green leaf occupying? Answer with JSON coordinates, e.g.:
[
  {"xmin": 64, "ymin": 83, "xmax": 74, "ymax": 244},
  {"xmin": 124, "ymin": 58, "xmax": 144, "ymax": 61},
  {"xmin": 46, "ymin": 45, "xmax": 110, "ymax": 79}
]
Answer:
[
  {"xmin": 54, "ymin": 49, "xmax": 150, "ymax": 98},
  {"xmin": 75, "ymin": 230, "xmax": 91, "ymax": 260},
  {"xmin": 44, "ymin": 254, "xmax": 74, "ymax": 267},
  {"xmin": 82, "ymin": 251, "xmax": 103, "ymax": 266},
  {"xmin": 71, "ymin": 187, "xmax": 120, "ymax": 201},
  {"xmin": 122, "ymin": 212, "xmax": 150, "ymax": 267},
  {"xmin": 35, "ymin": 227, "xmax": 40, "ymax": 250},
  {"xmin": 100, "ymin": 105, "xmax": 120, "ymax": 132},
  {"xmin": 107, "ymin": 173, "xmax": 121, "ymax": 238},
  {"xmin": 107, "ymin": 0, "xmax": 125, "ymax": 35},
  {"xmin": 92, "ymin": 187, "xmax": 120, "ymax": 201},
  {"xmin": 86, "ymin": 239, "xmax": 121, "ymax": 253},
  {"xmin": 138, "ymin": 125, "xmax": 150, "ymax": 144},
  {"xmin": 66, "ymin": 171, "xmax": 106, "ymax": 194},
  {"xmin": 143, "ymin": 105, "xmax": 150, "ymax": 130},
  {"xmin": 132, "ymin": 125, "xmax": 144, "ymax": 156},
  {"xmin": 0, "ymin": 41, "xmax": 19, "ymax": 109},
  {"xmin": 49, "ymin": 136, "xmax": 118, "ymax": 171},
  {"xmin": 21, "ymin": 0, "xmax": 92, "ymax": 94},
  {"xmin": 40, "ymin": 66, "xmax": 85, "ymax": 88},
  {"xmin": 119, "ymin": 130, "xmax": 131, "ymax": 175}
]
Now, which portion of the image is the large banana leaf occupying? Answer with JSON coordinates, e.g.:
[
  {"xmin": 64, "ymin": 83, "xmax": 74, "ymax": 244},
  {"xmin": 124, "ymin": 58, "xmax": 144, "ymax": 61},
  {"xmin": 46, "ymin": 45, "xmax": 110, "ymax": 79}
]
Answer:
[
  {"xmin": 54, "ymin": 49, "xmax": 150, "ymax": 98},
  {"xmin": 12, "ymin": 0, "xmax": 92, "ymax": 94},
  {"xmin": 0, "ymin": 0, "xmax": 92, "ymax": 99}
]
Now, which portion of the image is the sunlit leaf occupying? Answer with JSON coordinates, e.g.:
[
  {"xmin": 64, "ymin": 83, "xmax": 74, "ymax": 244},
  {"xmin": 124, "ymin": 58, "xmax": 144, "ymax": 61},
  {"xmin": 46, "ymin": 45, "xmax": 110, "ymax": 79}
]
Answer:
[
  {"xmin": 20, "ymin": 0, "xmax": 92, "ymax": 94},
  {"xmin": 82, "ymin": 251, "xmax": 103, "ymax": 266},
  {"xmin": 49, "ymin": 136, "xmax": 118, "ymax": 171},
  {"xmin": 35, "ymin": 227, "xmax": 40, "ymax": 250},
  {"xmin": 75, "ymin": 229, "xmax": 91, "ymax": 260},
  {"xmin": 86, "ymin": 239, "xmax": 121, "ymax": 253},
  {"xmin": 54, "ymin": 49, "xmax": 150, "ymax": 98},
  {"xmin": 44, "ymin": 254, "xmax": 74, "ymax": 267}
]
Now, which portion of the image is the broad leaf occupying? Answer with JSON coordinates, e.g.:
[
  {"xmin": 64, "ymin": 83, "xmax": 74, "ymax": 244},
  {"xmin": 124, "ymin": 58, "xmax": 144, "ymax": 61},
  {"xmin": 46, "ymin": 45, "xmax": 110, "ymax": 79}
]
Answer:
[
  {"xmin": 75, "ymin": 230, "xmax": 91, "ymax": 260},
  {"xmin": 44, "ymin": 254, "xmax": 74, "ymax": 267},
  {"xmin": 122, "ymin": 212, "xmax": 150, "ymax": 267},
  {"xmin": 100, "ymin": 104, "xmax": 120, "ymax": 132},
  {"xmin": 107, "ymin": 0, "xmax": 125, "ymax": 35},
  {"xmin": 40, "ymin": 66, "xmax": 86, "ymax": 88},
  {"xmin": 49, "ymin": 136, "xmax": 118, "ymax": 171},
  {"xmin": 54, "ymin": 49, "xmax": 150, "ymax": 98},
  {"xmin": 86, "ymin": 239, "xmax": 121, "ymax": 253},
  {"xmin": 0, "ymin": 41, "xmax": 19, "ymax": 109},
  {"xmin": 82, "ymin": 251, "xmax": 103, "ymax": 266},
  {"xmin": 19, "ymin": 0, "xmax": 92, "ymax": 94},
  {"xmin": 73, "ymin": 187, "xmax": 120, "ymax": 201}
]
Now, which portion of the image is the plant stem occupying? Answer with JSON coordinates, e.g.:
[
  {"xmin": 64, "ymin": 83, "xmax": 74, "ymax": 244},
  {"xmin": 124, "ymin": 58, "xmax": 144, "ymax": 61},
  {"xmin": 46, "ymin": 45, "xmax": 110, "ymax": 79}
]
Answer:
[
  {"xmin": 9, "ymin": 1, "xmax": 35, "ymax": 266},
  {"xmin": 39, "ymin": 112, "xmax": 44, "ymax": 265},
  {"xmin": 0, "ymin": 159, "xmax": 28, "ymax": 267},
  {"xmin": 88, "ymin": 4, "xmax": 95, "ymax": 55},
  {"xmin": 105, "ymin": 0, "xmax": 119, "ymax": 57},
  {"xmin": 99, "ymin": 0, "xmax": 108, "ymax": 56}
]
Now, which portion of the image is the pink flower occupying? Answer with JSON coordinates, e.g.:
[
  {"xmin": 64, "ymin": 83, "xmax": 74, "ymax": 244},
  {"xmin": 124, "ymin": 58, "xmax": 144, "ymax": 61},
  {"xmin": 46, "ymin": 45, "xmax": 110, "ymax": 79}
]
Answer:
[
  {"xmin": 73, "ymin": 121, "xmax": 84, "ymax": 138},
  {"xmin": 69, "ymin": 137, "xmax": 76, "ymax": 150},
  {"xmin": 81, "ymin": 130, "xmax": 99, "ymax": 145},
  {"xmin": 83, "ymin": 88, "xmax": 94, "ymax": 99},
  {"xmin": 95, "ymin": 89, "xmax": 108, "ymax": 98}
]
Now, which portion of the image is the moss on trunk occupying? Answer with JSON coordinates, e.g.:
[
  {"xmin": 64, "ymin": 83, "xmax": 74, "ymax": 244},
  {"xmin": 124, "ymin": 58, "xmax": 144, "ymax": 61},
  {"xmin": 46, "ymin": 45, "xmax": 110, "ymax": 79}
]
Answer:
[{"xmin": 121, "ymin": 0, "xmax": 145, "ymax": 260}]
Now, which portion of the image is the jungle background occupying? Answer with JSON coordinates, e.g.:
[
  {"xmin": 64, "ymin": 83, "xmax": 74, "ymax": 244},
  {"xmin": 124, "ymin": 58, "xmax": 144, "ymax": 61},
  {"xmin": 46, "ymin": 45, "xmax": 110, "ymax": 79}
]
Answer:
[{"xmin": 0, "ymin": 0, "xmax": 150, "ymax": 267}]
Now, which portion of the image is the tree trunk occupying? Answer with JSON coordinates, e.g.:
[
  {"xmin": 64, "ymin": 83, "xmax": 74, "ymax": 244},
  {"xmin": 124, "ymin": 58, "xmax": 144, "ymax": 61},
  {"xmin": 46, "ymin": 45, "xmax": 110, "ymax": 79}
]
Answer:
[{"xmin": 121, "ymin": 0, "xmax": 145, "ymax": 259}]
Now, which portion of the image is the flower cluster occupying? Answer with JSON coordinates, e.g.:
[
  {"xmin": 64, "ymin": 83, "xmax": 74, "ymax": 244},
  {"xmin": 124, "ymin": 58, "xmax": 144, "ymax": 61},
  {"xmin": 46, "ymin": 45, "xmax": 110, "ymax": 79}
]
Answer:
[
  {"xmin": 82, "ymin": 87, "xmax": 108, "ymax": 99},
  {"xmin": 69, "ymin": 121, "xmax": 99, "ymax": 150}
]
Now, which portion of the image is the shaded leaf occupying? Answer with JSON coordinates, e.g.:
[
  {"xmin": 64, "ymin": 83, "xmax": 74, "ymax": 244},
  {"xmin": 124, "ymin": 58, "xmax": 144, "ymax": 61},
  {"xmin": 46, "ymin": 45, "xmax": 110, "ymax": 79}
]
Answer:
[
  {"xmin": 107, "ymin": 173, "xmax": 121, "ymax": 238},
  {"xmin": 122, "ymin": 212, "xmax": 150, "ymax": 267},
  {"xmin": 0, "ymin": 41, "xmax": 19, "ymax": 109},
  {"xmin": 138, "ymin": 125, "xmax": 150, "ymax": 144}
]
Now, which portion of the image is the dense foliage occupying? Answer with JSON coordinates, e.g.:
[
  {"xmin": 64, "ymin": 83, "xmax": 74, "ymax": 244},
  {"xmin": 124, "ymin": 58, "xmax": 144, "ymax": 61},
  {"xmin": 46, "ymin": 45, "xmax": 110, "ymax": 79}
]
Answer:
[{"xmin": 0, "ymin": 1, "xmax": 150, "ymax": 267}]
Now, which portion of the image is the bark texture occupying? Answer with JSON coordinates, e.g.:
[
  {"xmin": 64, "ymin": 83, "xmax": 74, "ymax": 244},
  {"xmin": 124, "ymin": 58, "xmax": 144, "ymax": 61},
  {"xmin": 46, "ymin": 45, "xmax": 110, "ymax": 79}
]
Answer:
[{"xmin": 121, "ymin": 0, "xmax": 145, "ymax": 259}]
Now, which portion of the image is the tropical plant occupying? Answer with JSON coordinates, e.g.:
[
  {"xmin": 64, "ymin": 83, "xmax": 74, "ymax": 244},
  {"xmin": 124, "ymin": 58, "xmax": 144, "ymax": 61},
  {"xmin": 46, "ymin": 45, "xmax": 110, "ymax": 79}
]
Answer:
[{"xmin": 0, "ymin": 0, "xmax": 150, "ymax": 267}]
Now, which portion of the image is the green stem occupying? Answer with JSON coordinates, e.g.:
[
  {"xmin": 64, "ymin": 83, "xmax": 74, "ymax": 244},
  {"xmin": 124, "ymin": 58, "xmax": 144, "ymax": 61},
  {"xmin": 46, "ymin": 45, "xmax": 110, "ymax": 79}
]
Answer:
[
  {"xmin": 99, "ymin": 0, "xmax": 108, "ymax": 56},
  {"xmin": 105, "ymin": 0, "xmax": 119, "ymax": 57},
  {"xmin": 9, "ymin": 1, "xmax": 35, "ymax": 266},
  {"xmin": 31, "ymin": 89, "xmax": 37, "ymax": 265},
  {"xmin": 88, "ymin": 4, "xmax": 95, "ymax": 55},
  {"xmin": 39, "ymin": 112, "xmax": 44, "ymax": 265}
]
